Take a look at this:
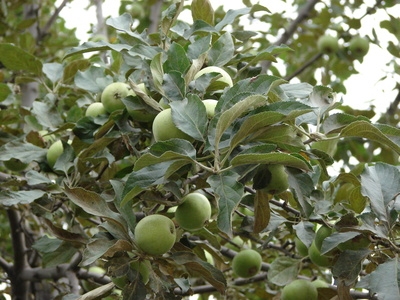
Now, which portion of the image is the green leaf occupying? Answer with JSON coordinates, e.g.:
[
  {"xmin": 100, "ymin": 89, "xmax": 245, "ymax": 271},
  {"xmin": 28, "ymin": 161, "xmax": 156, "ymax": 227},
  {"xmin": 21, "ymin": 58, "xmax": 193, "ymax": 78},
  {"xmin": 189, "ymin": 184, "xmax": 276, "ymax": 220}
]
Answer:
[
  {"xmin": 231, "ymin": 152, "xmax": 312, "ymax": 171},
  {"xmin": 267, "ymin": 257, "xmax": 300, "ymax": 286},
  {"xmin": 164, "ymin": 42, "xmax": 190, "ymax": 75},
  {"xmin": 64, "ymin": 187, "xmax": 127, "ymax": 231},
  {"xmin": 62, "ymin": 59, "xmax": 91, "ymax": 84},
  {"xmin": 253, "ymin": 190, "xmax": 271, "ymax": 234},
  {"xmin": 170, "ymin": 251, "xmax": 227, "ymax": 294},
  {"xmin": 150, "ymin": 52, "xmax": 164, "ymax": 93},
  {"xmin": 32, "ymin": 100, "xmax": 64, "ymax": 129},
  {"xmin": 323, "ymin": 113, "xmax": 371, "ymax": 134},
  {"xmin": 43, "ymin": 63, "xmax": 63, "ymax": 83},
  {"xmin": 215, "ymin": 8, "xmax": 251, "ymax": 31},
  {"xmin": 360, "ymin": 258, "xmax": 400, "ymax": 300},
  {"xmin": 106, "ymin": 13, "xmax": 147, "ymax": 43},
  {"xmin": 191, "ymin": 0, "xmax": 214, "ymax": 25},
  {"xmin": 32, "ymin": 236, "xmax": 63, "ymax": 253},
  {"xmin": 0, "ymin": 83, "xmax": 11, "ymax": 102},
  {"xmin": 170, "ymin": 94, "xmax": 208, "ymax": 141},
  {"xmin": 321, "ymin": 232, "xmax": 361, "ymax": 255},
  {"xmin": 163, "ymin": 71, "xmax": 186, "ymax": 101},
  {"xmin": 333, "ymin": 249, "xmax": 371, "ymax": 286},
  {"xmin": 64, "ymin": 41, "xmax": 132, "ymax": 59},
  {"xmin": 293, "ymin": 221, "xmax": 315, "ymax": 248},
  {"xmin": 161, "ymin": 0, "xmax": 184, "ymax": 35},
  {"xmin": 0, "ymin": 141, "xmax": 47, "ymax": 163},
  {"xmin": 42, "ymin": 241, "xmax": 77, "ymax": 268},
  {"xmin": 183, "ymin": 20, "xmax": 218, "ymax": 39},
  {"xmin": 134, "ymin": 139, "xmax": 196, "ymax": 170},
  {"xmin": 360, "ymin": 163, "xmax": 400, "ymax": 223},
  {"xmin": 0, "ymin": 190, "xmax": 46, "ymax": 206},
  {"xmin": 230, "ymin": 111, "xmax": 286, "ymax": 149},
  {"xmin": 0, "ymin": 43, "xmax": 43, "ymax": 75},
  {"xmin": 187, "ymin": 35, "xmax": 211, "ymax": 61},
  {"xmin": 207, "ymin": 171, "xmax": 244, "ymax": 235},
  {"xmin": 341, "ymin": 120, "xmax": 400, "ymax": 155},
  {"xmin": 213, "ymin": 94, "xmax": 269, "ymax": 149},
  {"xmin": 81, "ymin": 238, "xmax": 132, "ymax": 266},
  {"xmin": 208, "ymin": 32, "xmax": 234, "ymax": 67},
  {"xmin": 0, "ymin": 108, "xmax": 19, "ymax": 125},
  {"xmin": 74, "ymin": 66, "xmax": 112, "ymax": 93}
]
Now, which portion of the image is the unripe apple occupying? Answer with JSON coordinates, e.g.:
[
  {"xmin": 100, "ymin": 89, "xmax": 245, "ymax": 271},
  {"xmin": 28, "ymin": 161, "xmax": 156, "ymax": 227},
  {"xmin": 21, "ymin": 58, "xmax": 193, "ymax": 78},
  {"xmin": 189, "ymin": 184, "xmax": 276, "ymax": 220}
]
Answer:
[
  {"xmin": 134, "ymin": 214, "xmax": 176, "ymax": 256},
  {"xmin": 311, "ymin": 279, "xmax": 329, "ymax": 289},
  {"xmin": 175, "ymin": 192, "xmax": 211, "ymax": 231},
  {"xmin": 317, "ymin": 35, "xmax": 339, "ymax": 54},
  {"xmin": 101, "ymin": 82, "xmax": 134, "ymax": 113},
  {"xmin": 46, "ymin": 140, "xmax": 64, "ymax": 168},
  {"xmin": 194, "ymin": 66, "xmax": 233, "ymax": 91},
  {"xmin": 202, "ymin": 99, "xmax": 218, "ymax": 118},
  {"xmin": 3, "ymin": 158, "xmax": 29, "ymax": 172},
  {"xmin": 294, "ymin": 237, "xmax": 309, "ymax": 257},
  {"xmin": 232, "ymin": 249, "xmax": 262, "ymax": 278},
  {"xmin": 152, "ymin": 108, "xmax": 194, "ymax": 142},
  {"xmin": 85, "ymin": 102, "xmax": 107, "ymax": 117},
  {"xmin": 281, "ymin": 279, "xmax": 318, "ymax": 300},
  {"xmin": 349, "ymin": 37, "xmax": 369, "ymax": 58},
  {"xmin": 314, "ymin": 226, "xmax": 332, "ymax": 251},
  {"xmin": 308, "ymin": 241, "xmax": 333, "ymax": 268},
  {"xmin": 254, "ymin": 164, "xmax": 289, "ymax": 195}
]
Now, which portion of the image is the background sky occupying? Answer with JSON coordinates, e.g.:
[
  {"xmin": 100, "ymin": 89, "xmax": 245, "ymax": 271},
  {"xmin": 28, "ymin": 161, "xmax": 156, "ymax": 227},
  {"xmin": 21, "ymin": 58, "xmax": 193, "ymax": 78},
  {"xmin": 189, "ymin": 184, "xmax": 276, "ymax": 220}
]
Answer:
[{"xmin": 57, "ymin": 0, "xmax": 400, "ymax": 119}]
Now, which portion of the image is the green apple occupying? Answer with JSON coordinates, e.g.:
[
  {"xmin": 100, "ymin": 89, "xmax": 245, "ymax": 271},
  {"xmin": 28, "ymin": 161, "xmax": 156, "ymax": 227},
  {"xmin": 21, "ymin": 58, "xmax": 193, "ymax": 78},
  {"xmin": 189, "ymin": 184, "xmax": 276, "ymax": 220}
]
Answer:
[
  {"xmin": 85, "ymin": 102, "xmax": 107, "ymax": 117},
  {"xmin": 349, "ymin": 37, "xmax": 369, "ymax": 58},
  {"xmin": 152, "ymin": 108, "xmax": 194, "ymax": 142},
  {"xmin": 134, "ymin": 214, "xmax": 176, "ymax": 256},
  {"xmin": 130, "ymin": 260, "xmax": 151, "ymax": 284},
  {"xmin": 126, "ymin": 83, "xmax": 155, "ymax": 122},
  {"xmin": 46, "ymin": 140, "xmax": 64, "ymax": 169},
  {"xmin": 194, "ymin": 66, "xmax": 233, "ymax": 91},
  {"xmin": 254, "ymin": 164, "xmax": 289, "ymax": 195},
  {"xmin": 317, "ymin": 35, "xmax": 339, "ymax": 54},
  {"xmin": 308, "ymin": 241, "xmax": 333, "ymax": 268},
  {"xmin": 175, "ymin": 192, "xmax": 211, "ymax": 231},
  {"xmin": 101, "ymin": 82, "xmax": 134, "ymax": 113},
  {"xmin": 314, "ymin": 226, "xmax": 332, "ymax": 251},
  {"xmin": 311, "ymin": 279, "xmax": 329, "ymax": 289},
  {"xmin": 281, "ymin": 279, "xmax": 318, "ymax": 300},
  {"xmin": 3, "ymin": 158, "xmax": 29, "ymax": 172},
  {"xmin": 202, "ymin": 99, "xmax": 218, "ymax": 118},
  {"xmin": 294, "ymin": 237, "xmax": 309, "ymax": 257},
  {"xmin": 232, "ymin": 249, "xmax": 262, "ymax": 278}
]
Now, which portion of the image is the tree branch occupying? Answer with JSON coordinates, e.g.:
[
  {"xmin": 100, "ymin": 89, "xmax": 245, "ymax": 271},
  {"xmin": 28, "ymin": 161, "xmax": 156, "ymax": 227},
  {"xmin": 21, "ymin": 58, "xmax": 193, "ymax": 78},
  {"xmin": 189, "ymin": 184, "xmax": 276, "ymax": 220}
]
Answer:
[
  {"xmin": 7, "ymin": 208, "xmax": 31, "ymax": 299},
  {"xmin": 40, "ymin": 0, "xmax": 70, "ymax": 40},
  {"xmin": 284, "ymin": 53, "xmax": 323, "ymax": 81},
  {"xmin": 0, "ymin": 257, "xmax": 12, "ymax": 274},
  {"xmin": 149, "ymin": 0, "xmax": 163, "ymax": 34},
  {"xmin": 261, "ymin": 0, "xmax": 321, "ymax": 73}
]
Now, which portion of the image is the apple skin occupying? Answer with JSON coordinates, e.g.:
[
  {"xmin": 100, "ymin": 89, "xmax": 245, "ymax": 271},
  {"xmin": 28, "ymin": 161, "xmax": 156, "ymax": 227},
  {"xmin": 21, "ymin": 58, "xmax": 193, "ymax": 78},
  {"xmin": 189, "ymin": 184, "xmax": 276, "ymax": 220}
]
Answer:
[
  {"xmin": 314, "ymin": 226, "xmax": 333, "ymax": 251},
  {"xmin": 317, "ymin": 35, "xmax": 339, "ymax": 54},
  {"xmin": 85, "ymin": 102, "xmax": 107, "ymax": 117},
  {"xmin": 281, "ymin": 279, "xmax": 318, "ymax": 300},
  {"xmin": 46, "ymin": 140, "xmax": 64, "ymax": 169},
  {"xmin": 134, "ymin": 214, "xmax": 176, "ymax": 256},
  {"xmin": 175, "ymin": 192, "xmax": 211, "ymax": 231},
  {"xmin": 194, "ymin": 66, "xmax": 233, "ymax": 91},
  {"xmin": 308, "ymin": 241, "xmax": 333, "ymax": 268},
  {"xmin": 294, "ymin": 237, "xmax": 309, "ymax": 257},
  {"xmin": 232, "ymin": 249, "xmax": 262, "ymax": 278},
  {"xmin": 349, "ymin": 37, "xmax": 369, "ymax": 58},
  {"xmin": 3, "ymin": 158, "xmax": 29, "ymax": 172},
  {"xmin": 101, "ymin": 82, "xmax": 135, "ymax": 113},
  {"xmin": 152, "ymin": 108, "xmax": 194, "ymax": 142},
  {"xmin": 202, "ymin": 99, "xmax": 218, "ymax": 118},
  {"xmin": 311, "ymin": 279, "xmax": 329, "ymax": 289},
  {"xmin": 255, "ymin": 164, "xmax": 289, "ymax": 195}
]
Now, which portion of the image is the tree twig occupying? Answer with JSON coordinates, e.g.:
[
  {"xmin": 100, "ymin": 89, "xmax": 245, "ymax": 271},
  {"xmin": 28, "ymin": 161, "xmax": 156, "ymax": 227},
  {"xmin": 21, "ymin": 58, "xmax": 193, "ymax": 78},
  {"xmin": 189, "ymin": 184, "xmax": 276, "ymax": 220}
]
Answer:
[
  {"xmin": 40, "ymin": 0, "xmax": 70, "ymax": 40},
  {"xmin": 261, "ymin": 0, "xmax": 321, "ymax": 73}
]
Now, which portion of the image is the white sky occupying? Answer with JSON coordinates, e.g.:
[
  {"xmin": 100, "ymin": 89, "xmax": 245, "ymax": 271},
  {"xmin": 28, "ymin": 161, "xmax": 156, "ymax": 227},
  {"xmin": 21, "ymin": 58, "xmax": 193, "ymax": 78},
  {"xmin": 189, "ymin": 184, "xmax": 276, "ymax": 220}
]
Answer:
[{"xmin": 57, "ymin": 0, "xmax": 400, "ymax": 118}]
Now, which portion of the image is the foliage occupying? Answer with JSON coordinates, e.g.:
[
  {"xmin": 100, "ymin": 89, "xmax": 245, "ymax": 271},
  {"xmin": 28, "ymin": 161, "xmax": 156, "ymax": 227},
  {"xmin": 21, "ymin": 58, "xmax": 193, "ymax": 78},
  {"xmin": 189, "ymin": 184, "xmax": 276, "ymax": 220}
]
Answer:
[{"xmin": 1, "ymin": 0, "xmax": 400, "ymax": 299}]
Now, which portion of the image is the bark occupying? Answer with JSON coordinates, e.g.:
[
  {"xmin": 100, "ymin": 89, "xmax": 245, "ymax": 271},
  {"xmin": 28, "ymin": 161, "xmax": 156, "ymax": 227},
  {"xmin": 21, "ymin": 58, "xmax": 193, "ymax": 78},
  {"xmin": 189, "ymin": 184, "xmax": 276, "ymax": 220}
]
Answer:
[{"xmin": 149, "ymin": 0, "xmax": 163, "ymax": 34}]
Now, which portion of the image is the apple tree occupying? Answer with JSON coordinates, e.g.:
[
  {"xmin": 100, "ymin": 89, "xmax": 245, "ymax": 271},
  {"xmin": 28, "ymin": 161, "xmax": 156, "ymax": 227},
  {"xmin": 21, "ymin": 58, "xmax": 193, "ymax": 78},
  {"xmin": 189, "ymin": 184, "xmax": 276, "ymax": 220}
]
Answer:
[{"xmin": 1, "ymin": 0, "xmax": 400, "ymax": 299}]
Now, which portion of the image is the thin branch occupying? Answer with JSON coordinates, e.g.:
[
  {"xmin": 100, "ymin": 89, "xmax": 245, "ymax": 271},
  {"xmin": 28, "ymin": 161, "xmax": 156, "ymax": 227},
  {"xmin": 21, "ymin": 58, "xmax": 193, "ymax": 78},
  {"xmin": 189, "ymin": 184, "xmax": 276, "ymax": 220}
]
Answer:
[
  {"xmin": 0, "ymin": 257, "xmax": 12, "ymax": 274},
  {"xmin": 261, "ymin": 0, "xmax": 321, "ymax": 73},
  {"xmin": 385, "ymin": 87, "xmax": 400, "ymax": 118},
  {"xmin": 284, "ymin": 53, "xmax": 323, "ymax": 81},
  {"xmin": 40, "ymin": 0, "xmax": 70, "ymax": 40}
]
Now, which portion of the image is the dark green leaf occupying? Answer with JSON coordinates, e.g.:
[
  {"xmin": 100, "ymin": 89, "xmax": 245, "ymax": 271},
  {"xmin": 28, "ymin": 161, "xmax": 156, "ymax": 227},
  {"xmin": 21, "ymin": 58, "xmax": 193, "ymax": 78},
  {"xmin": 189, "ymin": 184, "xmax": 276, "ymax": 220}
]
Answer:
[
  {"xmin": 0, "ymin": 83, "xmax": 11, "ymax": 102},
  {"xmin": 333, "ymin": 249, "xmax": 371, "ymax": 286},
  {"xmin": 294, "ymin": 221, "xmax": 315, "ymax": 248},
  {"xmin": 208, "ymin": 32, "xmax": 234, "ymax": 67},
  {"xmin": 207, "ymin": 171, "xmax": 244, "ymax": 235},
  {"xmin": 267, "ymin": 257, "xmax": 300, "ymax": 286},
  {"xmin": 163, "ymin": 71, "xmax": 186, "ymax": 101},
  {"xmin": 0, "ymin": 141, "xmax": 47, "ymax": 163},
  {"xmin": 321, "ymin": 232, "xmax": 361, "ymax": 255},
  {"xmin": 191, "ymin": 0, "xmax": 214, "ymax": 25},
  {"xmin": 215, "ymin": 8, "xmax": 251, "ymax": 31},
  {"xmin": 64, "ymin": 41, "xmax": 132, "ymax": 59},
  {"xmin": 164, "ymin": 42, "xmax": 190, "ymax": 74},
  {"xmin": 43, "ymin": 63, "xmax": 63, "ymax": 83},
  {"xmin": 0, "ymin": 190, "xmax": 46, "ymax": 206},
  {"xmin": 0, "ymin": 43, "xmax": 42, "ymax": 75}
]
